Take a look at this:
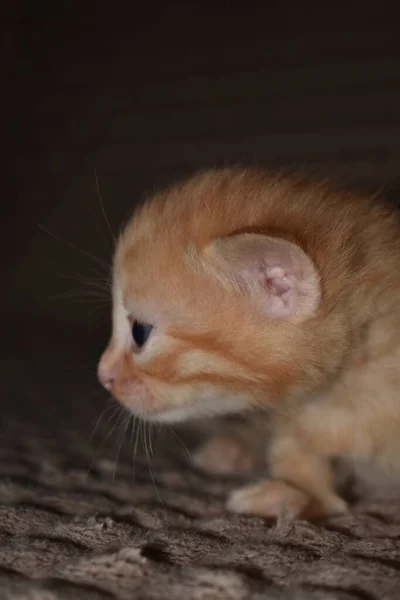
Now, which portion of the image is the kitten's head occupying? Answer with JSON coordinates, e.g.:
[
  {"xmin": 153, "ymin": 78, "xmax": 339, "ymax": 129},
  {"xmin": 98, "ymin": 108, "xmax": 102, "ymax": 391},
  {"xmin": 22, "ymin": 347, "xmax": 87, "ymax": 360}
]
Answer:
[{"xmin": 98, "ymin": 168, "xmax": 345, "ymax": 423}]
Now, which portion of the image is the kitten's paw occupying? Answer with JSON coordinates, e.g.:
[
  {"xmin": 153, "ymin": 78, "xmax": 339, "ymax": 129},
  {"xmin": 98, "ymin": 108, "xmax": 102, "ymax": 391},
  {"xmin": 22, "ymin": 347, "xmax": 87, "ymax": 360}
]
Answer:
[
  {"xmin": 193, "ymin": 434, "xmax": 256, "ymax": 475},
  {"xmin": 227, "ymin": 480, "xmax": 310, "ymax": 520},
  {"xmin": 227, "ymin": 480, "xmax": 348, "ymax": 521}
]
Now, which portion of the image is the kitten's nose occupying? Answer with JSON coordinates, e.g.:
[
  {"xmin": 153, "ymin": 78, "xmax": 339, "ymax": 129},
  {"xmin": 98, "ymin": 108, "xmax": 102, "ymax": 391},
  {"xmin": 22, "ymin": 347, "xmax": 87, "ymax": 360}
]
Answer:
[
  {"xmin": 98, "ymin": 368, "xmax": 115, "ymax": 391},
  {"xmin": 97, "ymin": 357, "xmax": 119, "ymax": 392}
]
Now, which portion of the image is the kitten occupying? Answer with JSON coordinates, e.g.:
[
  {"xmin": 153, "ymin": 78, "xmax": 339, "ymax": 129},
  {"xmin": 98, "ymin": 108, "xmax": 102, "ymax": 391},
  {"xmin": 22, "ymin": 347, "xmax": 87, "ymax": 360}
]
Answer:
[{"xmin": 98, "ymin": 167, "xmax": 400, "ymax": 520}]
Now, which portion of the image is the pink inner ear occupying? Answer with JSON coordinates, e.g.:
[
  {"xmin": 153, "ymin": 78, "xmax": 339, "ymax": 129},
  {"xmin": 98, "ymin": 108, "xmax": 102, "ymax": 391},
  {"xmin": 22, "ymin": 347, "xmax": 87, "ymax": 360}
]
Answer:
[
  {"xmin": 206, "ymin": 233, "xmax": 320, "ymax": 319},
  {"xmin": 261, "ymin": 265, "xmax": 296, "ymax": 317}
]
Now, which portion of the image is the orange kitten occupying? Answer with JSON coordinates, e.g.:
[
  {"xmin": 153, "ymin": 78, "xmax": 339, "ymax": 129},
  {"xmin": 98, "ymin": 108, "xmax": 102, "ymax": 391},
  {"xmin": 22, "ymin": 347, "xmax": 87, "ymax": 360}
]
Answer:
[{"xmin": 98, "ymin": 167, "xmax": 400, "ymax": 520}]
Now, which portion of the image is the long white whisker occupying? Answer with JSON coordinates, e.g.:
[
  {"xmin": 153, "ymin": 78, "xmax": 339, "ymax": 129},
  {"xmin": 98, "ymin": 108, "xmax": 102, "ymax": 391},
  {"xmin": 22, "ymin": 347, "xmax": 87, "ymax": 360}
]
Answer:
[
  {"xmin": 113, "ymin": 411, "xmax": 130, "ymax": 479},
  {"xmin": 129, "ymin": 415, "xmax": 137, "ymax": 446},
  {"xmin": 147, "ymin": 458, "xmax": 164, "ymax": 508},
  {"xmin": 89, "ymin": 400, "xmax": 117, "ymax": 442},
  {"xmin": 145, "ymin": 420, "xmax": 154, "ymax": 457},
  {"xmin": 167, "ymin": 425, "xmax": 192, "ymax": 460},
  {"xmin": 140, "ymin": 418, "xmax": 164, "ymax": 507},
  {"xmin": 50, "ymin": 287, "xmax": 110, "ymax": 302},
  {"xmin": 57, "ymin": 270, "xmax": 110, "ymax": 285},
  {"xmin": 94, "ymin": 169, "xmax": 117, "ymax": 245},
  {"xmin": 141, "ymin": 420, "xmax": 149, "ymax": 460},
  {"xmin": 38, "ymin": 224, "xmax": 110, "ymax": 272},
  {"xmin": 87, "ymin": 405, "xmax": 122, "ymax": 475},
  {"xmin": 133, "ymin": 418, "xmax": 141, "ymax": 464}
]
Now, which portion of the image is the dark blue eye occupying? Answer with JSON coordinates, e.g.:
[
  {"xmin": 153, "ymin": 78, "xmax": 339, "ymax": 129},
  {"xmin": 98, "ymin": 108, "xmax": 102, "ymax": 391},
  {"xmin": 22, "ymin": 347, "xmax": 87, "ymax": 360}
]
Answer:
[{"xmin": 132, "ymin": 321, "xmax": 153, "ymax": 348}]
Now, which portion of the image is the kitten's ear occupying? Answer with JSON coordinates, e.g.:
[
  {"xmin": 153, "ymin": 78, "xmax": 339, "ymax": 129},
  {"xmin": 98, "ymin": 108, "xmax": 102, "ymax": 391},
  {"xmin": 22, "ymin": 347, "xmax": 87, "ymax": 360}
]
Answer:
[{"xmin": 205, "ymin": 233, "xmax": 320, "ymax": 319}]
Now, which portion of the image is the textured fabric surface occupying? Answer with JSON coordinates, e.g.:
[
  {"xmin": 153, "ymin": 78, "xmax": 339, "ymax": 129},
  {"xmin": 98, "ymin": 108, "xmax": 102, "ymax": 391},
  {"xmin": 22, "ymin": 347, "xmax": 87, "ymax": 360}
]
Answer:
[{"xmin": 1, "ymin": 357, "xmax": 400, "ymax": 599}]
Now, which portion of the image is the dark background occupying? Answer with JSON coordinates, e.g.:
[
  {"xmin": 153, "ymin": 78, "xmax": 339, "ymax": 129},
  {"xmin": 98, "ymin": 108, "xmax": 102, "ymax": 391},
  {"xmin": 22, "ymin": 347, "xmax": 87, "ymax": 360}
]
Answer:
[{"xmin": 4, "ymin": 1, "xmax": 400, "ymax": 370}]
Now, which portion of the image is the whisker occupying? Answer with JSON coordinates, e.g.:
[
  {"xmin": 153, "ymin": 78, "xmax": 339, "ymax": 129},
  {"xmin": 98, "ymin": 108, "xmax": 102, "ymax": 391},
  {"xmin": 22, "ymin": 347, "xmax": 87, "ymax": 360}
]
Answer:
[
  {"xmin": 57, "ymin": 276, "xmax": 111, "ymax": 292},
  {"xmin": 87, "ymin": 404, "xmax": 122, "ymax": 475},
  {"xmin": 78, "ymin": 365, "xmax": 99, "ymax": 377},
  {"xmin": 137, "ymin": 416, "xmax": 163, "ymax": 507},
  {"xmin": 141, "ymin": 420, "xmax": 149, "ymax": 461},
  {"xmin": 50, "ymin": 288, "xmax": 110, "ymax": 302},
  {"xmin": 94, "ymin": 169, "xmax": 117, "ymax": 245},
  {"xmin": 167, "ymin": 425, "xmax": 192, "ymax": 460},
  {"xmin": 89, "ymin": 400, "xmax": 118, "ymax": 442},
  {"xmin": 133, "ymin": 418, "xmax": 141, "ymax": 465},
  {"xmin": 113, "ymin": 410, "xmax": 131, "ymax": 479},
  {"xmin": 57, "ymin": 269, "xmax": 111, "ymax": 285},
  {"xmin": 148, "ymin": 421, "xmax": 154, "ymax": 456},
  {"xmin": 143, "ymin": 420, "xmax": 154, "ymax": 457},
  {"xmin": 38, "ymin": 224, "xmax": 110, "ymax": 272},
  {"xmin": 129, "ymin": 415, "xmax": 137, "ymax": 446},
  {"xmin": 147, "ymin": 458, "xmax": 165, "ymax": 508}
]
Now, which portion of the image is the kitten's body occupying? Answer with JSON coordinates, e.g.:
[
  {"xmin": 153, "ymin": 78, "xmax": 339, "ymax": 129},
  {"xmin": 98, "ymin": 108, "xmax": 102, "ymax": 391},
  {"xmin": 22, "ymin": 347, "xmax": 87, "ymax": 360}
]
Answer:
[{"xmin": 98, "ymin": 168, "xmax": 400, "ymax": 519}]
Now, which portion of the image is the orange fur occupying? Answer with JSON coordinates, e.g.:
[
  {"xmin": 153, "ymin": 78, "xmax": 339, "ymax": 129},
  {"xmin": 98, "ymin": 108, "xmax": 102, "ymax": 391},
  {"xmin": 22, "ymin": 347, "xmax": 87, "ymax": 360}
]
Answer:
[{"xmin": 98, "ymin": 167, "xmax": 400, "ymax": 520}]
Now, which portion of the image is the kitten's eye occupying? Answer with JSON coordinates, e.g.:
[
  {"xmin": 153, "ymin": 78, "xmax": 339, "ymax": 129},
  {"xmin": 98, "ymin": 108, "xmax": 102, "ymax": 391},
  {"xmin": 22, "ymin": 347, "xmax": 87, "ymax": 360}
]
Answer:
[{"xmin": 132, "ymin": 321, "xmax": 153, "ymax": 348}]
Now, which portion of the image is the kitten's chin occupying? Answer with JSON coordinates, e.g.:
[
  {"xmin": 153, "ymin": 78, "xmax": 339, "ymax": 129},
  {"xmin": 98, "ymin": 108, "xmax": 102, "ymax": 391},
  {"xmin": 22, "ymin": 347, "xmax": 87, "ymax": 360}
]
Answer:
[
  {"xmin": 145, "ymin": 406, "xmax": 204, "ymax": 424},
  {"xmin": 115, "ymin": 384, "xmax": 252, "ymax": 424},
  {"xmin": 140, "ymin": 394, "xmax": 251, "ymax": 424}
]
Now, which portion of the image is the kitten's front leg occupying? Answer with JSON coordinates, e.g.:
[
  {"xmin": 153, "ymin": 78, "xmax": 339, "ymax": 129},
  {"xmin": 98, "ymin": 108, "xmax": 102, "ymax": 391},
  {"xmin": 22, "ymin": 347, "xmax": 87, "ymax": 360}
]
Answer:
[
  {"xmin": 193, "ymin": 418, "xmax": 268, "ymax": 475},
  {"xmin": 228, "ymin": 403, "xmax": 353, "ymax": 520}
]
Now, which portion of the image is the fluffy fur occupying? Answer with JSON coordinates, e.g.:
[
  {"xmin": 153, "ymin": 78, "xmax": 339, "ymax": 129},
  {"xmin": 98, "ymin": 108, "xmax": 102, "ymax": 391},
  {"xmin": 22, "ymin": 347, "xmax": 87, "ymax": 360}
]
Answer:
[{"xmin": 98, "ymin": 167, "xmax": 400, "ymax": 520}]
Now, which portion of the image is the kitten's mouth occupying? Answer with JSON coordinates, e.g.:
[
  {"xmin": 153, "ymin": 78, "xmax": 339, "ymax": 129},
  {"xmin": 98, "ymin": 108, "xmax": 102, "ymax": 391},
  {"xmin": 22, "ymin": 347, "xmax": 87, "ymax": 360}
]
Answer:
[
  {"xmin": 111, "ymin": 381, "xmax": 190, "ymax": 423},
  {"xmin": 115, "ymin": 391, "xmax": 199, "ymax": 424},
  {"xmin": 115, "ymin": 390, "xmax": 165, "ymax": 420},
  {"xmin": 111, "ymin": 374, "xmax": 251, "ymax": 424}
]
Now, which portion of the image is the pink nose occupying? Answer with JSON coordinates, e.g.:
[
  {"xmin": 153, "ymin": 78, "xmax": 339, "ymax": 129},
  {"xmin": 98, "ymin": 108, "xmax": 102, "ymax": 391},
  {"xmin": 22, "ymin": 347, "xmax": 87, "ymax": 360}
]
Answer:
[
  {"xmin": 98, "ymin": 350, "xmax": 122, "ymax": 392},
  {"xmin": 98, "ymin": 361, "xmax": 118, "ymax": 391},
  {"xmin": 98, "ymin": 369, "xmax": 114, "ymax": 391}
]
